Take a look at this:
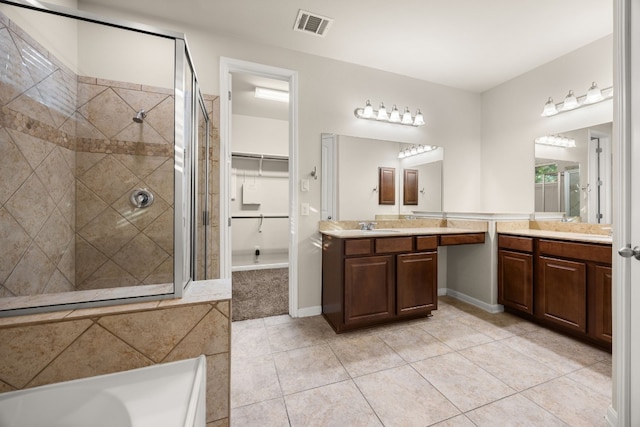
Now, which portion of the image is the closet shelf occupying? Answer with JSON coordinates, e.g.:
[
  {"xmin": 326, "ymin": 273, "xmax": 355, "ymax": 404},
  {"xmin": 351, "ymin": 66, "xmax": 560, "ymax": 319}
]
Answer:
[{"xmin": 232, "ymin": 152, "xmax": 288, "ymax": 161}]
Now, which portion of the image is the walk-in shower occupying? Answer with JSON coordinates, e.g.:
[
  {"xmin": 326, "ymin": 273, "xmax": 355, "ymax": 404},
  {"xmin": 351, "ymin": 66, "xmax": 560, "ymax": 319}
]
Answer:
[{"xmin": 0, "ymin": 0, "xmax": 216, "ymax": 315}]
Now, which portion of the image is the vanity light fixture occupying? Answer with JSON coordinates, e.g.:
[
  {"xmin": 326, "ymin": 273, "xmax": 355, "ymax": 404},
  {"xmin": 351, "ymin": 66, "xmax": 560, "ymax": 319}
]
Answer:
[
  {"xmin": 398, "ymin": 144, "xmax": 437, "ymax": 158},
  {"xmin": 254, "ymin": 86, "xmax": 289, "ymax": 103},
  {"xmin": 541, "ymin": 82, "xmax": 612, "ymax": 117},
  {"xmin": 534, "ymin": 135, "xmax": 576, "ymax": 148},
  {"xmin": 355, "ymin": 100, "xmax": 425, "ymax": 126}
]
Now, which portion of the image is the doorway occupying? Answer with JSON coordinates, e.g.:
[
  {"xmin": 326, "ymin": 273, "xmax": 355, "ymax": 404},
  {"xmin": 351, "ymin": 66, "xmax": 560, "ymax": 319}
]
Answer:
[{"xmin": 219, "ymin": 58, "xmax": 299, "ymax": 318}]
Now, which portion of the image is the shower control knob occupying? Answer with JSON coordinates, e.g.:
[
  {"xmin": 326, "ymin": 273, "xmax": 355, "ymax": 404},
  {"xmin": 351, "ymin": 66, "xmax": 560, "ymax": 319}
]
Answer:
[{"xmin": 130, "ymin": 188, "xmax": 154, "ymax": 208}]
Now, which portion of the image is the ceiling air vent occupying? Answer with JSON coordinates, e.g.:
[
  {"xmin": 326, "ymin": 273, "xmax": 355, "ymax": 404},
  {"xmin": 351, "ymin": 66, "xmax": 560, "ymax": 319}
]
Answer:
[{"xmin": 293, "ymin": 9, "xmax": 333, "ymax": 37}]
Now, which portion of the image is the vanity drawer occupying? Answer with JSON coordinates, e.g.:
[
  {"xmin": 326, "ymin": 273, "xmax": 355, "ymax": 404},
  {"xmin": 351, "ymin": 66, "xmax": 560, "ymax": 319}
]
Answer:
[
  {"xmin": 375, "ymin": 237, "xmax": 413, "ymax": 254},
  {"xmin": 345, "ymin": 239, "xmax": 372, "ymax": 256},
  {"xmin": 439, "ymin": 233, "xmax": 486, "ymax": 246},
  {"xmin": 416, "ymin": 236, "xmax": 438, "ymax": 251},
  {"xmin": 498, "ymin": 235, "xmax": 533, "ymax": 252},
  {"xmin": 539, "ymin": 239, "xmax": 612, "ymax": 264}
]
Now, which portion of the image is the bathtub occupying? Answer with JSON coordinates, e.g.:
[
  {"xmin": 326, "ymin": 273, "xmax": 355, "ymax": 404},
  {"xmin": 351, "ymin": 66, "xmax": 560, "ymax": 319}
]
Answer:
[
  {"xmin": 0, "ymin": 356, "xmax": 206, "ymax": 427},
  {"xmin": 231, "ymin": 250, "xmax": 289, "ymax": 272}
]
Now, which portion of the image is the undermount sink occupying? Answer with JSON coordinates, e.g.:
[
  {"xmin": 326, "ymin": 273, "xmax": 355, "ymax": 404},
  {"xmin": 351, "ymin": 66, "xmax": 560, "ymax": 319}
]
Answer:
[{"xmin": 362, "ymin": 229, "xmax": 401, "ymax": 233}]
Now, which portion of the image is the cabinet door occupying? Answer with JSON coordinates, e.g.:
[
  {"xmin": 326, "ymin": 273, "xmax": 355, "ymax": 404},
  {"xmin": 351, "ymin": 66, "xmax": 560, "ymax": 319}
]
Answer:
[
  {"xmin": 396, "ymin": 252, "xmax": 437, "ymax": 317},
  {"xmin": 592, "ymin": 265, "xmax": 612, "ymax": 343},
  {"xmin": 537, "ymin": 256, "xmax": 587, "ymax": 333},
  {"xmin": 498, "ymin": 250, "xmax": 533, "ymax": 314},
  {"xmin": 344, "ymin": 255, "xmax": 395, "ymax": 326}
]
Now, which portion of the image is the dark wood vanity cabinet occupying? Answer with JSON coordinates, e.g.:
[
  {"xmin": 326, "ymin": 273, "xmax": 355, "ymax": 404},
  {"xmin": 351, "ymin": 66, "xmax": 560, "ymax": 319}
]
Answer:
[
  {"xmin": 498, "ymin": 235, "xmax": 534, "ymax": 314},
  {"xmin": 322, "ymin": 234, "xmax": 437, "ymax": 332},
  {"xmin": 497, "ymin": 234, "xmax": 612, "ymax": 348}
]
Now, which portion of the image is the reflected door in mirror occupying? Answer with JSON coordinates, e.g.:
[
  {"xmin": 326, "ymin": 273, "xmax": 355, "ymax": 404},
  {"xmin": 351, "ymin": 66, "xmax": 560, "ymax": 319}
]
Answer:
[
  {"xmin": 379, "ymin": 167, "xmax": 396, "ymax": 205},
  {"xmin": 403, "ymin": 169, "xmax": 418, "ymax": 205}
]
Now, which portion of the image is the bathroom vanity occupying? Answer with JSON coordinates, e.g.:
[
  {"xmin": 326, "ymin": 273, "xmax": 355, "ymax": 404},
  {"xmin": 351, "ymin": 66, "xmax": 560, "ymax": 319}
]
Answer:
[
  {"xmin": 320, "ymin": 227, "xmax": 485, "ymax": 333},
  {"xmin": 498, "ymin": 230, "xmax": 612, "ymax": 349}
]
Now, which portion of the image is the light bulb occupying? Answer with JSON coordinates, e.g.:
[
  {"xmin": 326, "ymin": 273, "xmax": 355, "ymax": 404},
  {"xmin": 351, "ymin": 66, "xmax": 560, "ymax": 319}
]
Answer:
[
  {"xmin": 413, "ymin": 109, "xmax": 425, "ymax": 126},
  {"xmin": 584, "ymin": 82, "xmax": 604, "ymax": 104},
  {"xmin": 541, "ymin": 97, "xmax": 558, "ymax": 116},
  {"xmin": 401, "ymin": 107, "xmax": 413, "ymax": 124},
  {"xmin": 417, "ymin": 145, "xmax": 425, "ymax": 153},
  {"xmin": 377, "ymin": 102, "xmax": 388, "ymax": 120},
  {"xmin": 389, "ymin": 105, "xmax": 401, "ymax": 122},
  {"xmin": 562, "ymin": 90, "xmax": 579, "ymax": 111},
  {"xmin": 398, "ymin": 150, "xmax": 405, "ymax": 159},
  {"xmin": 363, "ymin": 100, "xmax": 374, "ymax": 118}
]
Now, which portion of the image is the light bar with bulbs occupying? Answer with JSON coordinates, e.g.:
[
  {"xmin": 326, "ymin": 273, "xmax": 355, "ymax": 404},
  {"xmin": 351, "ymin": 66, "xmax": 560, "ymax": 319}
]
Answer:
[
  {"xmin": 534, "ymin": 135, "xmax": 576, "ymax": 148},
  {"xmin": 398, "ymin": 144, "xmax": 438, "ymax": 158},
  {"xmin": 354, "ymin": 100, "xmax": 425, "ymax": 126},
  {"xmin": 541, "ymin": 81, "xmax": 613, "ymax": 117}
]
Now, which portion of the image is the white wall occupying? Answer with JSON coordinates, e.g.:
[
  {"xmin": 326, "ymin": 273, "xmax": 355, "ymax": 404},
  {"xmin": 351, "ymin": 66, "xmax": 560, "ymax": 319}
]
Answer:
[
  {"xmin": 77, "ymin": 21, "xmax": 174, "ymax": 87},
  {"xmin": 232, "ymin": 114, "xmax": 288, "ymax": 156},
  {"xmin": 1, "ymin": 0, "xmax": 78, "ymax": 72},
  {"xmin": 481, "ymin": 35, "xmax": 613, "ymax": 212},
  {"xmin": 231, "ymin": 114, "xmax": 289, "ymax": 257}
]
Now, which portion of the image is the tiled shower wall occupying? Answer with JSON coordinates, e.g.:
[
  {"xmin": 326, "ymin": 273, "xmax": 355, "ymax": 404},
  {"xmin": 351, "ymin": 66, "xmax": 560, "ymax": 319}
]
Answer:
[
  {"xmin": 1, "ymin": 11, "xmax": 221, "ymax": 296},
  {"xmin": 1, "ymin": 12, "xmax": 77, "ymax": 296}
]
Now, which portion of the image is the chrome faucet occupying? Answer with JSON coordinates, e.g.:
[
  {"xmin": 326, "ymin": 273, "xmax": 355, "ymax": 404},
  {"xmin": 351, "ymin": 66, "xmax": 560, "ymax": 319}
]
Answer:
[{"xmin": 358, "ymin": 222, "xmax": 377, "ymax": 230}]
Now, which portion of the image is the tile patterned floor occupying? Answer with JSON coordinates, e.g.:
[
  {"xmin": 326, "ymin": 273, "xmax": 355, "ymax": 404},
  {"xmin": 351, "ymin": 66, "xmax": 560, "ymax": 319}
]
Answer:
[{"xmin": 230, "ymin": 296, "xmax": 612, "ymax": 426}]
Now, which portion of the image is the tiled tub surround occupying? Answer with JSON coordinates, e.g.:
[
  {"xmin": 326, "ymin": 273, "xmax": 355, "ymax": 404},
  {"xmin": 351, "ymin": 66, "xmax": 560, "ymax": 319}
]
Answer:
[
  {"xmin": 0, "ymin": 280, "xmax": 232, "ymax": 426},
  {"xmin": 1, "ymin": 11, "xmax": 222, "ymax": 305}
]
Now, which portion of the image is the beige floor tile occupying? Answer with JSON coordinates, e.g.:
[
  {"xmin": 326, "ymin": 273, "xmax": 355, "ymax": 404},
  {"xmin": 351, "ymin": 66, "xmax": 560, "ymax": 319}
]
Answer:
[
  {"xmin": 418, "ymin": 317, "xmax": 494, "ymax": 351},
  {"xmin": 457, "ymin": 313, "xmax": 518, "ymax": 340},
  {"xmin": 377, "ymin": 325, "xmax": 452, "ymax": 363},
  {"xmin": 567, "ymin": 361, "xmax": 612, "ymax": 399},
  {"xmin": 285, "ymin": 380, "xmax": 382, "ymax": 427},
  {"xmin": 466, "ymin": 394, "xmax": 566, "ymax": 426},
  {"xmin": 522, "ymin": 376, "xmax": 611, "ymax": 426},
  {"xmin": 412, "ymin": 352, "xmax": 515, "ymax": 412},
  {"xmin": 231, "ymin": 319, "xmax": 270, "ymax": 359},
  {"xmin": 266, "ymin": 316, "xmax": 335, "ymax": 353},
  {"xmin": 273, "ymin": 343, "xmax": 349, "ymax": 395},
  {"xmin": 430, "ymin": 415, "xmax": 476, "ymax": 427},
  {"xmin": 328, "ymin": 333, "xmax": 405, "ymax": 378},
  {"xmin": 460, "ymin": 341, "xmax": 561, "ymax": 391},
  {"xmin": 230, "ymin": 354, "xmax": 281, "ymax": 408},
  {"xmin": 502, "ymin": 329, "xmax": 609, "ymax": 374},
  {"xmin": 355, "ymin": 365, "xmax": 460, "ymax": 427},
  {"xmin": 230, "ymin": 398, "xmax": 289, "ymax": 427}
]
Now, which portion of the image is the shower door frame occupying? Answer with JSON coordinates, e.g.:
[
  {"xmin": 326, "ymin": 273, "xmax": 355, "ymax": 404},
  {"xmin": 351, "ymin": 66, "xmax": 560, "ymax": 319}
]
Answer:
[{"xmin": 0, "ymin": 0, "xmax": 201, "ymax": 314}]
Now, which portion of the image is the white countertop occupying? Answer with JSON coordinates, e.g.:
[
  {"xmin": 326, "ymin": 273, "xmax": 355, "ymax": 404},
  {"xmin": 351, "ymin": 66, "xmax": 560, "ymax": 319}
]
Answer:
[
  {"xmin": 499, "ymin": 229, "xmax": 612, "ymax": 245},
  {"xmin": 320, "ymin": 227, "xmax": 485, "ymax": 239}
]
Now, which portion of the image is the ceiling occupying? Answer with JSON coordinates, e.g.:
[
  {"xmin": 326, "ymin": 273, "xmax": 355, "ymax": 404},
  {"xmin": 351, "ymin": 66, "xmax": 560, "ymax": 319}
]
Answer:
[{"xmin": 82, "ymin": 0, "xmax": 613, "ymax": 93}]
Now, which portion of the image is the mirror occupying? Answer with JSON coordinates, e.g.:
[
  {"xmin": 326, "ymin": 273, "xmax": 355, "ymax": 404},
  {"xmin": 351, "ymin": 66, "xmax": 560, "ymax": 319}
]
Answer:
[
  {"xmin": 322, "ymin": 134, "xmax": 443, "ymax": 221},
  {"xmin": 534, "ymin": 122, "xmax": 612, "ymax": 223}
]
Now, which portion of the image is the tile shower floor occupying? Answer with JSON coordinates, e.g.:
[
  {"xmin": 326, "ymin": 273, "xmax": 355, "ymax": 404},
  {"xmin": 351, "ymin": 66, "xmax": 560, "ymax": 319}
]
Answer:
[{"xmin": 230, "ymin": 296, "xmax": 611, "ymax": 426}]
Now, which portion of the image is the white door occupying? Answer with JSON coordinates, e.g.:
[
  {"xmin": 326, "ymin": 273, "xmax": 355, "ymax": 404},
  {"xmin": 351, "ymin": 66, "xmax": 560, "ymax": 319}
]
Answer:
[{"xmin": 612, "ymin": 0, "xmax": 640, "ymax": 425}]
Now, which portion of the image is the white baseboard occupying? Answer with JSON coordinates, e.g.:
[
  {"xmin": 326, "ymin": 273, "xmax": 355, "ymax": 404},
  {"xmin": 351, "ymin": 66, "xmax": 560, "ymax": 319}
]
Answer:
[
  {"xmin": 296, "ymin": 305, "xmax": 322, "ymax": 318},
  {"xmin": 605, "ymin": 406, "xmax": 617, "ymax": 426},
  {"xmin": 438, "ymin": 288, "xmax": 448, "ymax": 296},
  {"xmin": 445, "ymin": 289, "xmax": 504, "ymax": 314}
]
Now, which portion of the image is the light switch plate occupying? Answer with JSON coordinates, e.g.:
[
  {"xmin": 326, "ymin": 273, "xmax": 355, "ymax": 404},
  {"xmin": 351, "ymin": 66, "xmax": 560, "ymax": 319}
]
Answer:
[
  {"xmin": 301, "ymin": 203, "xmax": 310, "ymax": 216},
  {"xmin": 301, "ymin": 179, "xmax": 309, "ymax": 192}
]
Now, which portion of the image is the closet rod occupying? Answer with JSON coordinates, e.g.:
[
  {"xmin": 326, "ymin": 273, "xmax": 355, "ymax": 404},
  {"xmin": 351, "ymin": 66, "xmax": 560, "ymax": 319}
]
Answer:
[
  {"xmin": 232, "ymin": 152, "xmax": 288, "ymax": 161},
  {"xmin": 232, "ymin": 215, "xmax": 289, "ymax": 219}
]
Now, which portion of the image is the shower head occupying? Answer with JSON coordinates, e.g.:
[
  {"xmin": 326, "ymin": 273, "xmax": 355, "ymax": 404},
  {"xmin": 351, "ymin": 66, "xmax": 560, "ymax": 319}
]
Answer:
[{"xmin": 133, "ymin": 110, "xmax": 147, "ymax": 123}]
